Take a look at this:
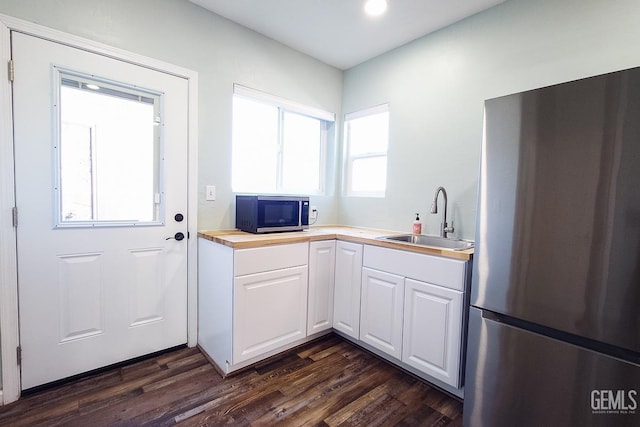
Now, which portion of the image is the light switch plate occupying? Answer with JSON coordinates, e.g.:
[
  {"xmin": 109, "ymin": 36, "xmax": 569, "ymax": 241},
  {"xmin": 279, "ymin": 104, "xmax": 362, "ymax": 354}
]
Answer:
[{"xmin": 205, "ymin": 185, "xmax": 216, "ymax": 201}]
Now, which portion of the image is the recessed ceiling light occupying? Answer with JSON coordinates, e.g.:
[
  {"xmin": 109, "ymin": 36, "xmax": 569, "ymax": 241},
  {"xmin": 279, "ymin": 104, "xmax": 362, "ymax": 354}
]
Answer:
[
  {"xmin": 364, "ymin": 0, "xmax": 387, "ymax": 17},
  {"xmin": 86, "ymin": 83, "xmax": 100, "ymax": 90}
]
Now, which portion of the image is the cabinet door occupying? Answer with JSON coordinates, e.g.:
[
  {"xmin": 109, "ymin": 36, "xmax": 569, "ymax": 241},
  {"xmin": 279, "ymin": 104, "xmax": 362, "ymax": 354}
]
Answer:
[
  {"xmin": 307, "ymin": 240, "xmax": 336, "ymax": 335},
  {"xmin": 333, "ymin": 241, "xmax": 363, "ymax": 339},
  {"xmin": 360, "ymin": 267, "xmax": 404, "ymax": 359},
  {"xmin": 233, "ymin": 265, "xmax": 308, "ymax": 364},
  {"xmin": 402, "ymin": 278, "xmax": 463, "ymax": 387}
]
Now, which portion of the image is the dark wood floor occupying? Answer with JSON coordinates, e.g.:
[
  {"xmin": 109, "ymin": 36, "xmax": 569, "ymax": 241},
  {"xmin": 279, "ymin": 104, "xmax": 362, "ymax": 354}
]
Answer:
[{"xmin": 0, "ymin": 334, "xmax": 462, "ymax": 426}]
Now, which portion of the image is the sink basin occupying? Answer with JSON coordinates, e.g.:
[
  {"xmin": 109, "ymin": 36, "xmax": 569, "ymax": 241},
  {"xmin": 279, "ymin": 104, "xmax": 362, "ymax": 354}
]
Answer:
[{"xmin": 378, "ymin": 234, "xmax": 474, "ymax": 250}]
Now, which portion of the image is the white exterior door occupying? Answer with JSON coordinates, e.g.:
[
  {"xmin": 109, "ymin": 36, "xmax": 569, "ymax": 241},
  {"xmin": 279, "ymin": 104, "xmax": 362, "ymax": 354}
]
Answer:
[{"xmin": 13, "ymin": 32, "xmax": 189, "ymax": 389}]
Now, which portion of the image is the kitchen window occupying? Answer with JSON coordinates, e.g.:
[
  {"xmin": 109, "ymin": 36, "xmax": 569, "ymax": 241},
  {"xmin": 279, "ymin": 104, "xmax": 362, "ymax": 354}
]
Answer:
[
  {"xmin": 343, "ymin": 104, "xmax": 389, "ymax": 197},
  {"xmin": 231, "ymin": 85, "xmax": 334, "ymax": 195}
]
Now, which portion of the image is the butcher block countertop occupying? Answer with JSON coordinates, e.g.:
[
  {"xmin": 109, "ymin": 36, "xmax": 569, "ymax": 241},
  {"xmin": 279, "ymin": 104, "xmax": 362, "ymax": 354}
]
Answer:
[{"xmin": 198, "ymin": 226, "xmax": 473, "ymax": 261}]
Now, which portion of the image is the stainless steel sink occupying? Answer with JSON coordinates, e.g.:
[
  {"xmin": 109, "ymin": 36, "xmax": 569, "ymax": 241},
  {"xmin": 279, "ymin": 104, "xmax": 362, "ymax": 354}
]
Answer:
[{"xmin": 378, "ymin": 234, "xmax": 474, "ymax": 250}]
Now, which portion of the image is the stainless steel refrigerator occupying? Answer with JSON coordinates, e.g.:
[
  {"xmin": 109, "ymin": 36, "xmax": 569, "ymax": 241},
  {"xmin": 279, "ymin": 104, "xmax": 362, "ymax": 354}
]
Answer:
[{"xmin": 463, "ymin": 67, "xmax": 640, "ymax": 426}]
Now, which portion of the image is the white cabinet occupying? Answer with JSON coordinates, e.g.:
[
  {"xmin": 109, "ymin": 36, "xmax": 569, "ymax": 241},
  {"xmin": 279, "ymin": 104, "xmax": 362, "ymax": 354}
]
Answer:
[
  {"xmin": 360, "ymin": 267, "xmax": 404, "ymax": 359},
  {"xmin": 361, "ymin": 244, "xmax": 469, "ymax": 390},
  {"xmin": 198, "ymin": 239, "xmax": 311, "ymax": 374},
  {"xmin": 234, "ymin": 265, "xmax": 308, "ymax": 363},
  {"xmin": 199, "ymin": 235, "xmax": 470, "ymax": 392},
  {"xmin": 403, "ymin": 278, "xmax": 463, "ymax": 387},
  {"xmin": 307, "ymin": 240, "xmax": 336, "ymax": 335},
  {"xmin": 333, "ymin": 241, "xmax": 363, "ymax": 339}
]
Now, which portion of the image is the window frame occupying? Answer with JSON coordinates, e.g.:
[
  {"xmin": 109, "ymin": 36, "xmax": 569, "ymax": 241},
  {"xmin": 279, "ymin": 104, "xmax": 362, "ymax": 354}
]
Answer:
[
  {"xmin": 343, "ymin": 103, "xmax": 390, "ymax": 197},
  {"xmin": 232, "ymin": 84, "xmax": 335, "ymax": 195},
  {"xmin": 53, "ymin": 68, "xmax": 165, "ymax": 228}
]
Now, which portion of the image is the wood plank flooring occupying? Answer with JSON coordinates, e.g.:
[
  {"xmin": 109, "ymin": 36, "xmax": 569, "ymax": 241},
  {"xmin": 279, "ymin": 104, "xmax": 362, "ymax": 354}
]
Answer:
[{"xmin": 0, "ymin": 334, "xmax": 463, "ymax": 426}]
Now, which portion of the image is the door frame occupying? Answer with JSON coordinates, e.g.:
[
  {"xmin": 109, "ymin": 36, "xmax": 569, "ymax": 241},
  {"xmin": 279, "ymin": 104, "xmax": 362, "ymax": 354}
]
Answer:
[{"xmin": 0, "ymin": 14, "xmax": 199, "ymax": 404}]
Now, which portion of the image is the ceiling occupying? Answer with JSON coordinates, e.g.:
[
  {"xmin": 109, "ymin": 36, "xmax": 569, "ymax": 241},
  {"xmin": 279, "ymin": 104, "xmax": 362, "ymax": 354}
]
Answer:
[{"xmin": 189, "ymin": 0, "xmax": 507, "ymax": 70}]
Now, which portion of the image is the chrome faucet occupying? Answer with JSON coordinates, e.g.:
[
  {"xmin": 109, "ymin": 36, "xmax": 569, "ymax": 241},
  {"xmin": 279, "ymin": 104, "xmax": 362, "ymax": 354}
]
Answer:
[{"xmin": 430, "ymin": 186, "xmax": 454, "ymax": 238}]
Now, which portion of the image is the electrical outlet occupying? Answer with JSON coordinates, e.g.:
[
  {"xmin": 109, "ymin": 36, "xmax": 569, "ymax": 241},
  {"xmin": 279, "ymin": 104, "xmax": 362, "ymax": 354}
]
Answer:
[
  {"xmin": 205, "ymin": 185, "xmax": 216, "ymax": 201},
  {"xmin": 310, "ymin": 206, "xmax": 318, "ymax": 221}
]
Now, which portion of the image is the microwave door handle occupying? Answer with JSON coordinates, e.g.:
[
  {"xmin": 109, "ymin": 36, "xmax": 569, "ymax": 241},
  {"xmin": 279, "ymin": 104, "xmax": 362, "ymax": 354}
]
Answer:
[{"xmin": 298, "ymin": 201, "xmax": 303, "ymax": 226}]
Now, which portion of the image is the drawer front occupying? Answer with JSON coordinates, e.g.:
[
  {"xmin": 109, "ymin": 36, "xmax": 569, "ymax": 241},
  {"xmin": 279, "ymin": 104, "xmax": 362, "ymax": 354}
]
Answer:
[
  {"xmin": 363, "ymin": 245, "xmax": 467, "ymax": 291},
  {"xmin": 234, "ymin": 242, "xmax": 309, "ymax": 276}
]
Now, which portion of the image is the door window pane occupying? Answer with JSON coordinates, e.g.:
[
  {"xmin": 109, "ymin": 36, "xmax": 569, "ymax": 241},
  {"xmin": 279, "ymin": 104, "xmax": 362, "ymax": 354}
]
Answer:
[
  {"xmin": 60, "ymin": 122, "xmax": 96, "ymax": 221},
  {"xmin": 57, "ymin": 73, "xmax": 162, "ymax": 225}
]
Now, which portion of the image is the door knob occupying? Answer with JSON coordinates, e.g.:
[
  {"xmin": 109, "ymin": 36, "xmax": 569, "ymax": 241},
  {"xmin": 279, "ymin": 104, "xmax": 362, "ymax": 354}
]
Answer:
[{"xmin": 166, "ymin": 232, "xmax": 185, "ymax": 241}]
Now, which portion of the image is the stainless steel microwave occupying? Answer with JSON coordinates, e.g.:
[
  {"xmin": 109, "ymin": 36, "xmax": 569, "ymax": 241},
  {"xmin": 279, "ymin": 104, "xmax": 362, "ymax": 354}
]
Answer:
[{"xmin": 235, "ymin": 195, "xmax": 310, "ymax": 234}]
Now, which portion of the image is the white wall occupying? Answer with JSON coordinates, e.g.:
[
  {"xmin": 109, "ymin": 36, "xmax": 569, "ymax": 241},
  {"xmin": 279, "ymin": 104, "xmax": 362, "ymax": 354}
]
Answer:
[
  {"xmin": 0, "ymin": 0, "xmax": 343, "ymax": 231},
  {"xmin": 340, "ymin": 0, "xmax": 640, "ymax": 239}
]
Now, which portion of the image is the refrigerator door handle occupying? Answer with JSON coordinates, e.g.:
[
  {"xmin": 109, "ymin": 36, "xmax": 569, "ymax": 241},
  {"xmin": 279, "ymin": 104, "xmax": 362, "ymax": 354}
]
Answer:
[{"xmin": 475, "ymin": 308, "xmax": 640, "ymax": 366}]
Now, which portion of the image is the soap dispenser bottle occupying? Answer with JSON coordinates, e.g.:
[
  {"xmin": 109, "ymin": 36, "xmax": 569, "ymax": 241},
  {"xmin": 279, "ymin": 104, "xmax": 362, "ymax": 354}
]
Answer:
[{"xmin": 412, "ymin": 213, "xmax": 422, "ymax": 235}]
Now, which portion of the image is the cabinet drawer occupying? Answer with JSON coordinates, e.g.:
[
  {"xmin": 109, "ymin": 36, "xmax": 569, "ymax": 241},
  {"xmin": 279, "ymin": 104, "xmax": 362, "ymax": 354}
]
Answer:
[
  {"xmin": 234, "ymin": 242, "xmax": 309, "ymax": 276},
  {"xmin": 363, "ymin": 245, "xmax": 467, "ymax": 291}
]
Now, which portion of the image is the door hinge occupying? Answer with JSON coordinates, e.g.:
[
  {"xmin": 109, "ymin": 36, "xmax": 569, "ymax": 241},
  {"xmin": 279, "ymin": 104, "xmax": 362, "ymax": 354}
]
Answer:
[
  {"xmin": 8, "ymin": 59, "xmax": 14, "ymax": 82},
  {"xmin": 16, "ymin": 346, "xmax": 21, "ymax": 365},
  {"xmin": 12, "ymin": 206, "xmax": 18, "ymax": 228}
]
